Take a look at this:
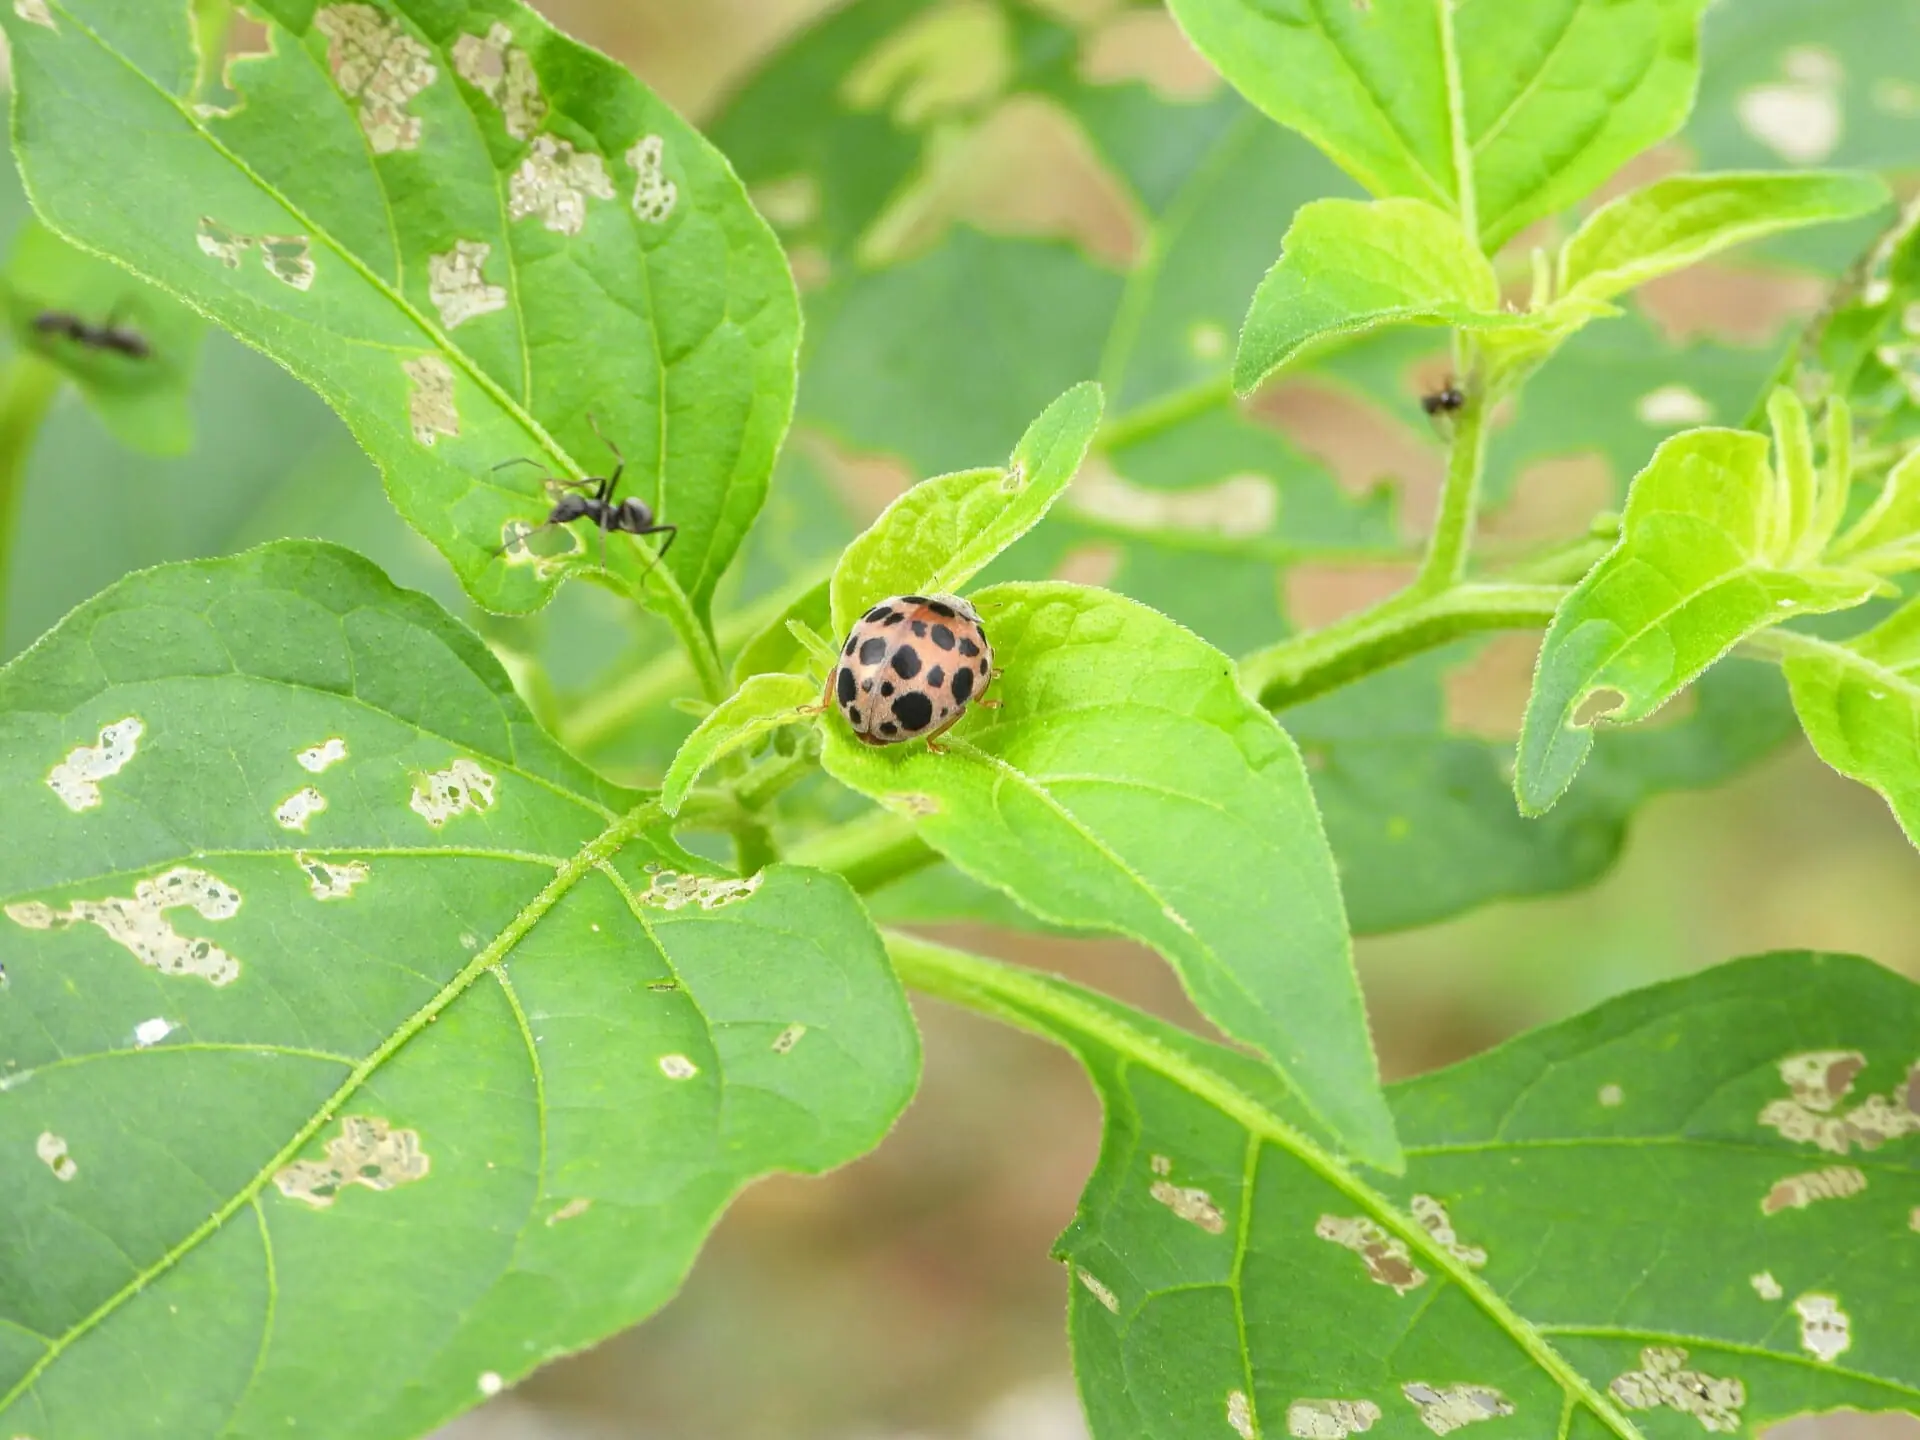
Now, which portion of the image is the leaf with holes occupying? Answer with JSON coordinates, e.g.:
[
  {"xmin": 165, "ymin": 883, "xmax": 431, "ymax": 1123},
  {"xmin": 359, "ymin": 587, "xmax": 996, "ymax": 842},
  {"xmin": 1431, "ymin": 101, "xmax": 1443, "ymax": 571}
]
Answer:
[
  {"xmin": 1558, "ymin": 171, "xmax": 1888, "ymax": 304},
  {"xmin": 0, "ymin": 0, "xmax": 799, "ymax": 617},
  {"xmin": 1517, "ymin": 411, "xmax": 1880, "ymax": 816},
  {"xmin": 2, "ymin": 218, "xmax": 207, "ymax": 456},
  {"xmin": 660, "ymin": 671, "xmax": 819, "ymax": 816},
  {"xmin": 0, "ymin": 542, "xmax": 918, "ymax": 1437},
  {"xmin": 895, "ymin": 937, "xmax": 1920, "ymax": 1440},
  {"xmin": 1233, "ymin": 198, "xmax": 1534, "ymax": 394},
  {"xmin": 1165, "ymin": 0, "xmax": 1712, "ymax": 251},
  {"xmin": 1784, "ymin": 599, "xmax": 1920, "ymax": 851},
  {"xmin": 820, "ymin": 581, "xmax": 1399, "ymax": 1172}
]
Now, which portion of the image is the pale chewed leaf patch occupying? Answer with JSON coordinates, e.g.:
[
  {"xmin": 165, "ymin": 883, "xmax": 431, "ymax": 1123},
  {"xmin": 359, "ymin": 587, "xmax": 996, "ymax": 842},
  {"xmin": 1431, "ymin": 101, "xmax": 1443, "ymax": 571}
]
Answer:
[
  {"xmin": 1074, "ymin": 1266, "xmax": 1119, "ymax": 1313},
  {"xmin": 1227, "ymin": 1389, "xmax": 1256, "ymax": 1439},
  {"xmin": 1066, "ymin": 456, "xmax": 1275, "ymax": 540},
  {"xmin": 1751, "ymin": 1271, "xmax": 1784, "ymax": 1301},
  {"xmin": 402, "ymin": 355, "xmax": 458, "ymax": 446},
  {"xmin": 35, "ymin": 1131, "xmax": 76, "ymax": 1181},
  {"xmin": 771, "ymin": 1023, "xmax": 807, "ymax": 1055},
  {"xmin": 1760, "ymin": 1164, "xmax": 1867, "ymax": 1215},
  {"xmin": 508, "ymin": 136, "xmax": 614, "ymax": 236},
  {"xmin": 296, "ymin": 737, "xmax": 348, "ymax": 773},
  {"xmin": 408, "ymin": 757, "xmax": 496, "ymax": 827},
  {"xmin": 1736, "ymin": 46, "xmax": 1843, "ymax": 165},
  {"xmin": 1609, "ymin": 1346, "xmax": 1744, "ymax": 1433},
  {"xmin": 272, "ymin": 1115, "xmax": 430, "ymax": 1208},
  {"xmin": 627, "ymin": 136, "xmax": 678, "ymax": 224},
  {"xmin": 313, "ymin": 3, "xmax": 439, "ymax": 154},
  {"xmin": 1287, "ymin": 1398, "xmax": 1382, "ymax": 1438},
  {"xmin": 295, "ymin": 852, "xmax": 369, "ymax": 901},
  {"xmin": 427, "ymin": 240, "xmax": 508, "ymax": 330},
  {"xmin": 1793, "ymin": 1292, "xmax": 1852, "ymax": 1363},
  {"xmin": 195, "ymin": 216, "xmax": 251, "ymax": 269},
  {"xmin": 13, "ymin": 0, "xmax": 54, "ymax": 32},
  {"xmin": 1598, "ymin": 1082, "xmax": 1625, "ymax": 1107},
  {"xmin": 274, "ymin": 786, "xmax": 328, "ymax": 832},
  {"xmin": 546, "ymin": 1198, "xmax": 592, "ymax": 1226},
  {"xmin": 132, "ymin": 1016, "xmax": 173, "ymax": 1047},
  {"xmin": 6, "ymin": 867, "xmax": 242, "ymax": 986},
  {"xmin": 1399, "ymin": 1383, "xmax": 1512, "ymax": 1436},
  {"xmin": 1314, "ymin": 1214, "xmax": 1426, "ymax": 1294},
  {"xmin": 1147, "ymin": 1153, "xmax": 1226, "ymax": 1235},
  {"xmin": 451, "ymin": 21, "xmax": 547, "ymax": 140},
  {"xmin": 657, "ymin": 1054, "xmax": 698, "ymax": 1081},
  {"xmin": 259, "ymin": 235, "xmax": 315, "ymax": 290},
  {"xmin": 45, "ymin": 716, "xmax": 143, "ymax": 812},
  {"xmin": 638, "ymin": 870, "xmax": 762, "ymax": 911},
  {"xmin": 1410, "ymin": 1194, "xmax": 1486, "ymax": 1268},
  {"xmin": 1758, "ymin": 1049, "xmax": 1920, "ymax": 1153}
]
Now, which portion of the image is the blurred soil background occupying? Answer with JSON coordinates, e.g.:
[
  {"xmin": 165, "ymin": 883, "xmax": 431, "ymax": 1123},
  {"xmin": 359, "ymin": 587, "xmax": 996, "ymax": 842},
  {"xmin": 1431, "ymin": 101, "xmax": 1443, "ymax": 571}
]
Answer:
[{"xmin": 431, "ymin": 4, "xmax": 1920, "ymax": 1436}]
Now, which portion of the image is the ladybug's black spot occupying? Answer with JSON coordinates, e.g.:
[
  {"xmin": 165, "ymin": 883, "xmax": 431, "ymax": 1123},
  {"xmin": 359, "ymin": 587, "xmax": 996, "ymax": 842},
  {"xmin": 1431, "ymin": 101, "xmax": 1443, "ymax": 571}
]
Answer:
[
  {"xmin": 843, "ymin": 634, "xmax": 857, "ymax": 656},
  {"xmin": 862, "ymin": 679, "xmax": 874, "ymax": 693},
  {"xmin": 930, "ymin": 623, "xmax": 956, "ymax": 650},
  {"xmin": 926, "ymin": 665, "xmax": 945, "ymax": 689},
  {"xmin": 881, "ymin": 721, "xmax": 898, "ymax": 736},
  {"xmin": 926, "ymin": 599, "xmax": 956, "ymax": 618},
  {"xmin": 892, "ymin": 691, "xmax": 934, "ymax": 731},
  {"xmin": 865, "ymin": 605, "xmax": 894, "ymax": 623},
  {"xmin": 951, "ymin": 666, "xmax": 974, "ymax": 703},
  {"xmin": 891, "ymin": 646, "xmax": 922, "ymax": 679},
  {"xmin": 901, "ymin": 595, "xmax": 929, "ymax": 606},
  {"xmin": 883, "ymin": 612, "xmax": 904, "ymax": 625},
  {"xmin": 837, "ymin": 667, "xmax": 857, "ymax": 704},
  {"xmin": 881, "ymin": 681, "xmax": 895, "ymax": 696},
  {"xmin": 846, "ymin": 704, "xmax": 860, "ymax": 722},
  {"xmin": 979, "ymin": 658, "xmax": 990, "ymax": 674},
  {"xmin": 958, "ymin": 636, "xmax": 979, "ymax": 658},
  {"xmin": 859, "ymin": 636, "xmax": 888, "ymax": 664},
  {"xmin": 911, "ymin": 620, "xmax": 928, "ymax": 637}
]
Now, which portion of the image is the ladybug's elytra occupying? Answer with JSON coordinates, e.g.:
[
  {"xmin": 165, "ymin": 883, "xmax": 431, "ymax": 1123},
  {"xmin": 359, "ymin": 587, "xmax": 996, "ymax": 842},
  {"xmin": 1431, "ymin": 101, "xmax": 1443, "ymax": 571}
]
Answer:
[{"xmin": 826, "ymin": 593, "xmax": 998, "ymax": 749}]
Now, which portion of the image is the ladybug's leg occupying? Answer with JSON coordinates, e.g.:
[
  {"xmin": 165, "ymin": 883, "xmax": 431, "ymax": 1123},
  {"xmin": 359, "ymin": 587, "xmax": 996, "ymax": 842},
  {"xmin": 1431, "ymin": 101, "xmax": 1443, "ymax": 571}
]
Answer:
[{"xmin": 920, "ymin": 709, "xmax": 968, "ymax": 755}]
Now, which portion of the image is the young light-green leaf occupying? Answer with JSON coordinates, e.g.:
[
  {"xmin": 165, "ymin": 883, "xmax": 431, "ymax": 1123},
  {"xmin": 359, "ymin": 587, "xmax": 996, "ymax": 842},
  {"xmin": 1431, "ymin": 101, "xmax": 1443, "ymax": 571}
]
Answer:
[
  {"xmin": 1232, "ymin": 198, "xmax": 1526, "ymax": 395},
  {"xmin": 3, "ymin": 218, "xmax": 206, "ymax": 456},
  {"xmin": 0, "ymin": 542, "xmax": 917, "ymax": 1436},
  {"xmin": 1165, "ymin": 0, "xmax": 1711, "ymax": 251},
  {"xmin": 0, "ymin": 0, "xmax": 799, "ymax": 616},
  {"xmin": 896, "ymin": 938, "xmax": 1920, "ymax": 1440},
  {"xmin": 829, "ymin": 381, "xmax": 1103, "ymax": 634},
  {"xmin": 1560, "ymin": 170, "xmax": 1890, "ymax": 303},
  {"xmin": 821, "ymin": 581, "xmax": 1398, "ymax": 1172},
  {"xmin": 660, "ymin": 671, "xmax": 819, "ymax": 816},
  {"xmin": 1784, "ymin": 599, "xmax": 1920, "ymax": 850},
  {"xmin": 1830, "ymin": 444, "xmax": 1920, "ymax": 575},
  {"xmin": 1517, "ymin": 424, "xmax": 1880, "ymax": 814}
]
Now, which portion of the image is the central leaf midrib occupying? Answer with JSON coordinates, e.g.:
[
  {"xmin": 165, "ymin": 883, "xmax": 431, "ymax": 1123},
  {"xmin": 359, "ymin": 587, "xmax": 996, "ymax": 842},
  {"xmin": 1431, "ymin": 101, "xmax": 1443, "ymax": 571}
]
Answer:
[{"xmin": 0, "ymin": 798, "xmax": 665, "ymax": 1416}]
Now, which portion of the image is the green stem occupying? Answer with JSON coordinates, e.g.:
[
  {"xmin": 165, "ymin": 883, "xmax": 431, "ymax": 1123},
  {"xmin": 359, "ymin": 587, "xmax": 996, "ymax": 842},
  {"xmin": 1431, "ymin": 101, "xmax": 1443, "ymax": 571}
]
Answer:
[
  {"xmin": 643, "ymin": 564, "xmax": 727, "ymax": 706},
  {"xmin": 1416, "ymin": 385, "xmax": 1491, "ymax": 591},
  {"xmin": 0, "ymin": 353, "xmax": 66, "ymax": 650},
  {"xmin": 884, "ymin": 933, "xmax": 1646, "ymax": 1440},
  {"xmin": 1239, "ymin": 582, "xmax": 1565, "ymax": 710},
  {"xmin": 1096, "ymin": 373, "xmax": 1234, "ymax": 452}
]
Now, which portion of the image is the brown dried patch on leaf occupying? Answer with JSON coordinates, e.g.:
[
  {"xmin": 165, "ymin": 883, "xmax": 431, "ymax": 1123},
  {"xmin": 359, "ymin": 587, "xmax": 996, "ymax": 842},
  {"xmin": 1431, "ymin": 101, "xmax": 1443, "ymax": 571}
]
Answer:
[
  {"xmin": 273, "ymin": 1116, "xmax": 430, "ymax": 1208},
  {"xmin": 1794, "ymin": 1292, "xmax": 1852, "ymax": 1363},
  {"xmin": 1410, "ymin": 1194, "xmax": 1487, "ymax": 1268},
  {"xmin": 1761, "ymin": 1164, "xmax": 1868, "ymax": 1215},
  {"xmin": 428, "ymin": 240, "xmax": 508, "ymax": 330},
  {"xmin": 797, "ymin": 429, "xmax": 914, "ymax": 522},
  {"xmin": 1610, "ymin": 1346, "xmax": 1744, "ymax": 1433},
  {"xmin": 1284, "ymin": 564, "xmax": 1419, "ymax": 633},
  {"xmin": 1583, "ymin": 140, "xmax": 1694, "ymax": 214},
  {"xmin": 8, "ymin": 867, "xmax": 243, "ymax": 986},
  {"xmin": 1066, "ymin": 455, "xmax": 1276, "ymax": 539},
  {"xmin": 402, "ymin": 356, "xmax": 459, "ymax": 447},
  {"xmin": 841, "ymin": 0, "xmax": 1011, "ymax": 127},
  {"xmin": 1442, "ymin": 633, "xmax": 1541, "ymax": 742},
  {"xmin": 1079, "ymin": 8, "xmax": 1220, "ymax": 101},
  {"xmin": 508, "ymin": 136, "xmax": 615, "ymax": 235},
  {"xmin": 1147, "ymin": 1156, "xmax": 1226, "ymax": 1234},
  {"xmin": 1314, "ymin": 1215, "xmax": 1426, "ymax": 1295},
  {"xmin": 1638, "ymin": 263, "xmax": 1826, "ymax": 346},
  {"xmin": 451, "ymin": 21, "xmax": 546, "ymax": 140},
  {"xmin": 314, "ymin": 4, "xmax": 438, "ymax": 154},
  {"xmin": 1251, "ymin": 378, "xmax": 1441, "ymax": 535},
  {"xmin": 1479, "ymin": 454, "xmax": 1612, "ymax": 547},
  {"xmin": 1287, "ymin": 1399, "xmax": 1382, "ymax": 1438},
  {"xmin": 1400, "ymin": 1383, "xmax": 1511, "ymax": 1435},
  {"xmin": 860, "ymin": 95, "xmax": 1142, "ymax": 269},
  {"xmin": 1759, "ymin": 1050, "xmax": 1920, "ymax": 1154}
]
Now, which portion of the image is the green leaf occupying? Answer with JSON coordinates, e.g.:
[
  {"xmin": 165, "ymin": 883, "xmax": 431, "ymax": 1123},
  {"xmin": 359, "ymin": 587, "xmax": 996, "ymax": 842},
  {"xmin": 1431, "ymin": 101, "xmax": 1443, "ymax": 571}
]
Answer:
[
  {"xmin": 1560, "ymin": 170, "xmax": 1890, "ymax": 303},
  {"xmin": 829, "ymin": 381, "xmax": 1104, "ymax": 634},
  {"xmin": 822, "ymin": 581, "xmax": 1399, "ymax": 1172},
  {"xmin": 1165, "ymin": 0, "xmax": 1711, "ymax": 251},
  {"xmin": 1, "ymin": 0, "xmax": 799, "ymax": 615},
  {"xmin": 661, "ymin": 672, "xmax": 819, "ymax": 816},
  {"xmin": 1784, "ymin": 600, "xmax": 1920, "ymax": 849},
  {"xmin": 895, "ymin": 937, "xmax": 1920, "ymax": 1440},
  {"xmin": 1517, "ymin": 418, "xmax": 1880, "ymax": 815},
  {"xmin": 2, "ymin": 219, "xmax": 207, "ymax": 455},
  {"xmin": 0, "ymin": 541, "xmax": 917, "ymax": 1435},
  {"xmin": 1831, "ymin": 446, "xmax": 1920, "ymax": 573},
  {"xmin": 1232, "ymin": 198, "xmax": 1528, "ymax": 395}
]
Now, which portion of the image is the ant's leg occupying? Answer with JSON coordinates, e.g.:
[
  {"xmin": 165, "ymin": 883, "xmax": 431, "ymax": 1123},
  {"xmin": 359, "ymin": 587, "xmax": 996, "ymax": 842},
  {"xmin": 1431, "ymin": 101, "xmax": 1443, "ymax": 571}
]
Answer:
[
  {"xmin": 585, "ymin": 412, "xmax": 625, "ymax": 470},
  {"xmin": 493, "ymin": 456, "xmax": 549, "ymax": 475},
  {"xmin": 639, "ymin": 523, "xmax": 677, "ymax": 560}
]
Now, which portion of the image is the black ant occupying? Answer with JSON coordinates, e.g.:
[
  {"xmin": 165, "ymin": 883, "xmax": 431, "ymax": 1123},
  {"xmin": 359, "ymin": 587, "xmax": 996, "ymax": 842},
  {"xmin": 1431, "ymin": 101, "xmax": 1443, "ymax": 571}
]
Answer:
[
  {"xmin": 32, "ymin": 308, "xmax": 151, "ymax": 360},
  {"xmin": 494, "ymin": 415, "xmax": 675, "ymax": 574},
  {"xmin": 1420, "ymin": 381, "xmax": 1466, "ymax": 418}
]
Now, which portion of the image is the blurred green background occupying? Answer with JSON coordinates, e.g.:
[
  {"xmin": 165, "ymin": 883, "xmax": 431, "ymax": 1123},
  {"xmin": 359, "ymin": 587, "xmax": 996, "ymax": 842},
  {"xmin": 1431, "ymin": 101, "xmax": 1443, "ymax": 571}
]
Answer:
[{"xmin": 2, "ymin": 1, "xmax": 1917, "ymax": 1435}]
